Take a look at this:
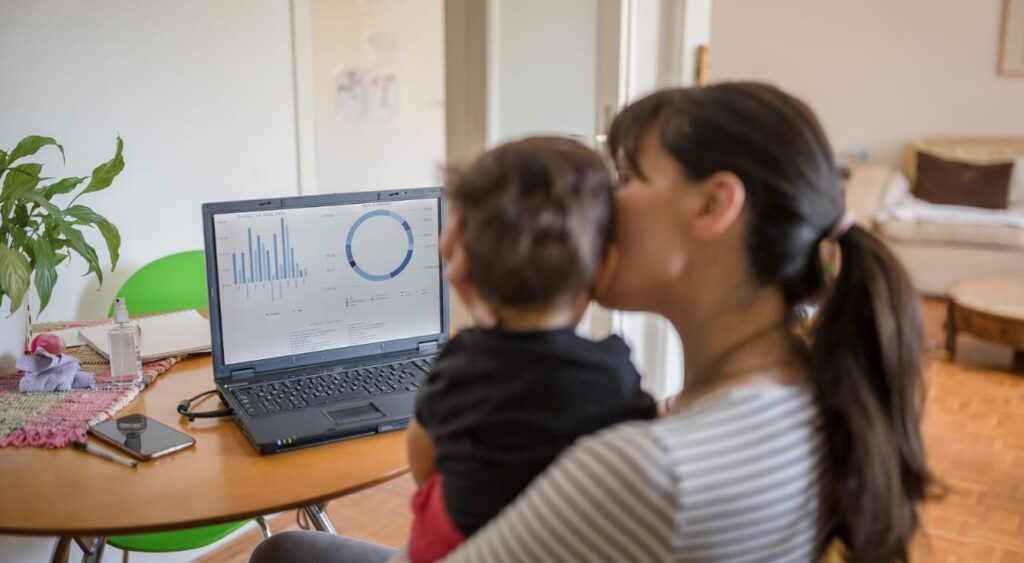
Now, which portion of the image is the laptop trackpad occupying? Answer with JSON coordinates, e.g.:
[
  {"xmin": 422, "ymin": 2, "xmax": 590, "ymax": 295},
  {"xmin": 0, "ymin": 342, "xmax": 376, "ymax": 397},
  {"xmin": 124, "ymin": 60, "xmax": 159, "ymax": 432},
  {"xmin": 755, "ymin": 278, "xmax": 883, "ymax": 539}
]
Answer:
[{"xmin": 325, "ymin": 403, "xmax": 384, "ymax": 426}]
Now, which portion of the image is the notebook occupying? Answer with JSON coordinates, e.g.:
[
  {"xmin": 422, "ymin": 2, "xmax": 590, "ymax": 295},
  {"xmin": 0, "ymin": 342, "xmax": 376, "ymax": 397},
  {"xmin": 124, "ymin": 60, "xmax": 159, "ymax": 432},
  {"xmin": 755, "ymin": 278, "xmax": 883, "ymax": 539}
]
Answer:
[{"xmin": 78, "ymin": 309, "xmax": 212, "ymax": 362}]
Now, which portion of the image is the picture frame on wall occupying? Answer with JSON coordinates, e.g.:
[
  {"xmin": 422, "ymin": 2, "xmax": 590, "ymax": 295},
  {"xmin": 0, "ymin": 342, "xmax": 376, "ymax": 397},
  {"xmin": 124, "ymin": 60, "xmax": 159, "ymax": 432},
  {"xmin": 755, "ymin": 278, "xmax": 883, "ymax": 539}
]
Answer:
[{"xmin": 999, "ymin": 0, "xmax": 1024, "ymax": 75}]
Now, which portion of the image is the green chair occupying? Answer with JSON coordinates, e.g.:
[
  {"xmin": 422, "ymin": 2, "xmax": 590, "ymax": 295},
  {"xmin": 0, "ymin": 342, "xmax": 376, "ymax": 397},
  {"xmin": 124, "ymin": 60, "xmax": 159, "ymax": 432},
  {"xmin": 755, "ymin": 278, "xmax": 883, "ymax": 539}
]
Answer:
[
  {"xmin": 107, "ymin": 250, "xmax": 208, "ymax": 317},
  {"xmin": 102, "ymin": 250, "xmax": 271, "ymax": 560},
  {"xmin": 107, "ymin": 519, "xmax": 271, "ymax": 559}
]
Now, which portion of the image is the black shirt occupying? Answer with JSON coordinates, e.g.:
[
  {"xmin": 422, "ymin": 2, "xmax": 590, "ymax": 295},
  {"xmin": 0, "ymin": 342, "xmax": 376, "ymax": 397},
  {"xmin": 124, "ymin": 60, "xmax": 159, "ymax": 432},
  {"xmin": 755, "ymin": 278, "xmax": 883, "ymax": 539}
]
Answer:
[{"xmin": 415, "ymin": 327, "xmax": 656, "ymax": 535}]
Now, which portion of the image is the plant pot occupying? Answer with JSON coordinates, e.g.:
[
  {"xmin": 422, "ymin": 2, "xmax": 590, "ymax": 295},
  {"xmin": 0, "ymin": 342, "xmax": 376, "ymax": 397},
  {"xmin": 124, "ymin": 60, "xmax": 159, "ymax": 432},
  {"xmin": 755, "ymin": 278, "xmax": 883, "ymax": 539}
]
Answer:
[{"xmin": 0, "ymin": 298, "xmax": 29, "ymax": 376}]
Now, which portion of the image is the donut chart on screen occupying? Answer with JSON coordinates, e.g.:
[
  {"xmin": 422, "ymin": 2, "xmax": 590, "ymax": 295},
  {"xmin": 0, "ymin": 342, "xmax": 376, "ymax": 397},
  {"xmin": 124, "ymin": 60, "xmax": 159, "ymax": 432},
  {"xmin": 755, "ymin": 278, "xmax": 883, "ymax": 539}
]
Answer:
[{"xmin": 345, "ymin": 209, "xmax": 415, "ymax": 281}]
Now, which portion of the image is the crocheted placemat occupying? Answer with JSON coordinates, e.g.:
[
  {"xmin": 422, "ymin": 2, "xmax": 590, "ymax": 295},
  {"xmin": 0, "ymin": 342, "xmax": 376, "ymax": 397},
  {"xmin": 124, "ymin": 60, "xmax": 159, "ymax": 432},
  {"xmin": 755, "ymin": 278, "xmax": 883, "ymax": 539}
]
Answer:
[{"xmin": 0, "ymin": 319, "xmax": 184, "ymax": 448}]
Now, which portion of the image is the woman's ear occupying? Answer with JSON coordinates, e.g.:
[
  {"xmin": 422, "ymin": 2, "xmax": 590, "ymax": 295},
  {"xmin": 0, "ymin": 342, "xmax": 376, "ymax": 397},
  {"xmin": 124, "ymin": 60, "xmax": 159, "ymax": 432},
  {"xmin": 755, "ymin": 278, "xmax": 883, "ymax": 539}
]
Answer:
[{"xmin": 691, "ymin": 171, "xmax": 746, "ymax": 240}]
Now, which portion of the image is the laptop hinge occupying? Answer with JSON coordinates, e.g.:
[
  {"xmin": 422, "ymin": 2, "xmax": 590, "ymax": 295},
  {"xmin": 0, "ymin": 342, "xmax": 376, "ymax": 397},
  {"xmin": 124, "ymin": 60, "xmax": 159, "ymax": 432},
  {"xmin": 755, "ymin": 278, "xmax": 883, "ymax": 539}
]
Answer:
[
  {"xmin": 230, "ymin": 368, "xmax": 256, "ymax": 381},
  {"xmin": 417, "ymin": 341, "xmax": 438, "ymax": 355}
]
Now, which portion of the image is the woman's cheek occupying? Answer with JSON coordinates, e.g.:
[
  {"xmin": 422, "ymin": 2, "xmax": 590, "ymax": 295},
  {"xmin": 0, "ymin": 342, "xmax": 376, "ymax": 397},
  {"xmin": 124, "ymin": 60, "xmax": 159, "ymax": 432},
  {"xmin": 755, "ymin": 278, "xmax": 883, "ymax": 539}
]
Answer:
[{"xmin": 599, "ymin": 190, "xmax": 687, "ymax": 311}]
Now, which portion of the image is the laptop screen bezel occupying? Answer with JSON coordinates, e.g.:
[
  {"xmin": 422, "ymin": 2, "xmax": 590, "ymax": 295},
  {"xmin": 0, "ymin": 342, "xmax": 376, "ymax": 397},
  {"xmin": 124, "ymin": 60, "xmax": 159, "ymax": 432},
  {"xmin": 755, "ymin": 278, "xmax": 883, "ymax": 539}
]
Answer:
[{"xmin": 201, "ymin": 188, "xmax": 449, "ymax": 381}]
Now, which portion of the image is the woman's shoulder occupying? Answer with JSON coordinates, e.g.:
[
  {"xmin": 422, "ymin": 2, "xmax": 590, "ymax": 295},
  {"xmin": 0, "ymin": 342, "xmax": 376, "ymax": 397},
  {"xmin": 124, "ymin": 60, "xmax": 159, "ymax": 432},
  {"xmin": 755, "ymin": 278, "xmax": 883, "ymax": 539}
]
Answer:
[
  {"xmin": 576, "ymin": 384, "xmax": 819, "ymax": 471},
  {"xmin": 649, "ymin": 384, "xmax": 824, "ymax": 555},
  {"xmin": 648, "ymin": 384, "xmax": 820, "ymax": 460}
]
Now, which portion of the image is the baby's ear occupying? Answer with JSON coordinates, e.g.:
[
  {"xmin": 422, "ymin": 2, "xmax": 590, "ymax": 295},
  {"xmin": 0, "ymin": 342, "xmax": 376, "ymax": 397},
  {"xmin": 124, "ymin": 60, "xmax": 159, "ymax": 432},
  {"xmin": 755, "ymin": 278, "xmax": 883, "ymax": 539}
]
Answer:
[{"xmin": 591, "ymin": 244, "xmax": 620, "ymax": 301}]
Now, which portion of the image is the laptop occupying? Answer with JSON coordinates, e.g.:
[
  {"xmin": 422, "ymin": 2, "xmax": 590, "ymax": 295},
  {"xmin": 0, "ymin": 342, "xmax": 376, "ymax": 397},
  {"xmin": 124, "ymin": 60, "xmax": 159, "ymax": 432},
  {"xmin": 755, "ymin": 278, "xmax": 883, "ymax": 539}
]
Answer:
[{"xmin": 201, "ymin": 188, "xmax": 449, "ymax": 454}]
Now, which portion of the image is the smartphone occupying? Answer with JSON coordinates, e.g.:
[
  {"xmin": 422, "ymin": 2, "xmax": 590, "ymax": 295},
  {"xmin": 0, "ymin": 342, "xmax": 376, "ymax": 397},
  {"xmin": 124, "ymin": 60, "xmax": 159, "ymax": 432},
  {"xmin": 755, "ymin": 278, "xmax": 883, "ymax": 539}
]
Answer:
[{"xmin": 88, "ymin": 414, "xmax": 195, "ymax": 460}]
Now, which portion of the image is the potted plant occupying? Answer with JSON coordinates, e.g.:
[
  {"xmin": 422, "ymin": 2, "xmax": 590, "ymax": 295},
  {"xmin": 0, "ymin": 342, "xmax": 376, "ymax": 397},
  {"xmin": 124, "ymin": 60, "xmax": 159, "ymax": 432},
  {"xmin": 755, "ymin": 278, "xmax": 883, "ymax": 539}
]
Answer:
[{"xmin": 0, "ymin": 135, "xmax": 124, "ymax": 374}]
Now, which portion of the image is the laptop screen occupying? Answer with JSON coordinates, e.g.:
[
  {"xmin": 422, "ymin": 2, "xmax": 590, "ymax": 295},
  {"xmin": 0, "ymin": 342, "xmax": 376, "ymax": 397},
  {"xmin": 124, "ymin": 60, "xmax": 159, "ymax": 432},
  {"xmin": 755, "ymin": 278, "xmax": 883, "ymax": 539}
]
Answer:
[{"xmin": 211, "ymin": 197, "xmax": 443, "ymax": 365}]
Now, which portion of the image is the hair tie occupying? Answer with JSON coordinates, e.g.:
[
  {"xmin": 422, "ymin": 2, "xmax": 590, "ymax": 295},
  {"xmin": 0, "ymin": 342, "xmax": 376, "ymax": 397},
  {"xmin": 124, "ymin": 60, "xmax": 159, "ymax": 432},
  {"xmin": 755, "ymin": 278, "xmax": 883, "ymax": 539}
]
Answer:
[
  {"xmin": 826, "ymin": 211, "xmax": 856, "ymax": 243},
  {"xmin": 818, "ymin": 211, "xmax": 855, "ymax": 284}
]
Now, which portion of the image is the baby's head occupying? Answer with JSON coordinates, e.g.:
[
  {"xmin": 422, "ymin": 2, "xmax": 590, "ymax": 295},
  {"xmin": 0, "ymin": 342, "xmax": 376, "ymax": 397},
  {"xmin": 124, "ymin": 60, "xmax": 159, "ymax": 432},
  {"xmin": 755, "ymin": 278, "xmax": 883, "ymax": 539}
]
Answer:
[{"xmin": 447, "ymin": 136, "xmax": 613, "ymax": 325}]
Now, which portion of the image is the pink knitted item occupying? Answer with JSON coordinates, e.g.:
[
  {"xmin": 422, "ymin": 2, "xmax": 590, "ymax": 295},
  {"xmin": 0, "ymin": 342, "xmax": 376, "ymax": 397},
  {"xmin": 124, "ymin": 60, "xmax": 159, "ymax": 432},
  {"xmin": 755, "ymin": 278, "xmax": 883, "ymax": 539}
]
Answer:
[{"xmin": 0, "ymin": 319, "xmax": 184, "ymax": 449}]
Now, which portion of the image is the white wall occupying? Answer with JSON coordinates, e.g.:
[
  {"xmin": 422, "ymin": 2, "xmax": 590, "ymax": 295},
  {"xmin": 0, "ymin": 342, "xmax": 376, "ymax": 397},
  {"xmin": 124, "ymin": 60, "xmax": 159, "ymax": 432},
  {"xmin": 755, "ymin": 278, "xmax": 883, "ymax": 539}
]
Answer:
[
  {"xmin": 487, "ymin": 0, "xmax": 598, "ymax": 145},
  {"xmin": 711, "ymin": 0, "xmax": 1024, "ymax": 166},
  {"xmin": 1, "ymin": 1, "xmax": 297, "ymax": 557},
  {"xmin": 1, "ymin": 0, "xmax": 300, "ymax": 324},
  {"xmin": 309, "ymin": 0, "xmax": 446, "ymax": 192}
]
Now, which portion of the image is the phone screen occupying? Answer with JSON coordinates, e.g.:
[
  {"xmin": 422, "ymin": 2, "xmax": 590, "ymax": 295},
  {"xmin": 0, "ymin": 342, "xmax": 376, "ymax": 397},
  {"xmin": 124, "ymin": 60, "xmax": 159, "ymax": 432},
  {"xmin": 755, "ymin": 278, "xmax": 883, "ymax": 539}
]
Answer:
[{"xmin": 89, "ymin": 414, "xmax": 195, "ymax": 459}]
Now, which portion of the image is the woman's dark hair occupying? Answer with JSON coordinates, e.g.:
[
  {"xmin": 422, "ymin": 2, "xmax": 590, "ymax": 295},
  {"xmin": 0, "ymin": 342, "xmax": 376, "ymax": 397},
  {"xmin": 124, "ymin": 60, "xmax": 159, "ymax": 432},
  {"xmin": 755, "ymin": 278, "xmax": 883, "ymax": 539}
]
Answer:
[
  {"xmin": 608, "ymin": 83, "xmax": 931, "ymax": 562},
  {"xmin": 447, "ymin": 136, "xmax": 613, "ymax": 309}
]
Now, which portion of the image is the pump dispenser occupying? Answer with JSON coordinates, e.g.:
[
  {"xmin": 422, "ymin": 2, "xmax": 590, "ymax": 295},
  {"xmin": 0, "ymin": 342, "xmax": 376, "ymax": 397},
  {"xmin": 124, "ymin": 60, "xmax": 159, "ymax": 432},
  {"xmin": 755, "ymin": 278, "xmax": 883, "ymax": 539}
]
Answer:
[{"xmin": 108, "ymin": 297, "xmax": 142, "ymax": 386}]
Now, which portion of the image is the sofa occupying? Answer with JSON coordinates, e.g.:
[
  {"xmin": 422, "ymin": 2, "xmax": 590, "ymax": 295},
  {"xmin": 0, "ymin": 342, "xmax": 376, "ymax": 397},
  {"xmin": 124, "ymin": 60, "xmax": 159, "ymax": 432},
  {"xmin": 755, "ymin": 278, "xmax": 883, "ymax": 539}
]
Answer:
[{"xmin": 845, "ymin": 137, "xmax": 1024, "ymax": 296}]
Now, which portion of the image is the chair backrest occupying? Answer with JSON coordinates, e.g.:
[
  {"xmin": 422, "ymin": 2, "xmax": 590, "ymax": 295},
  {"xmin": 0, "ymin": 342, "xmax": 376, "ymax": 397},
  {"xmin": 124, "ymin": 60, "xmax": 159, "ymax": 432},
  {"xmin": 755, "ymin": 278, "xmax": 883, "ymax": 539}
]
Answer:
[{"xmin": 108, "ymin": 250, "xmax": 207, "ymax": 316}]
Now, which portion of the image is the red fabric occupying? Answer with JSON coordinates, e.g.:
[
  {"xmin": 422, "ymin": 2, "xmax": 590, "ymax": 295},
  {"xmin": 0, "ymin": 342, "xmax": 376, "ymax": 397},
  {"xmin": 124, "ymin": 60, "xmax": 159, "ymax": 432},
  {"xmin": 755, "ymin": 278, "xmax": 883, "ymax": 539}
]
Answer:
[{"xmin": 409, "ymin": 474, "xmax": 466, "ymax": 563}]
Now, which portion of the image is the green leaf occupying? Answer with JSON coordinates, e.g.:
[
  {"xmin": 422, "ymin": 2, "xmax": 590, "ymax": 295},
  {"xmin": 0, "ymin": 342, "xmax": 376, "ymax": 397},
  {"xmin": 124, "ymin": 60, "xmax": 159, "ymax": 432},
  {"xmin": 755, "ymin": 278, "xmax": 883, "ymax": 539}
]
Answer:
[
  {"xmin": 1, "ymin": 163, "xmax": 43, "ymax": 203},
  {"xmin": 13, "ymin": 203, "xmax": 30, "ymax": 228},
  {"xmin": 42, "ymin": 176, "xmax": 86, "ymax": 199},
  {"xmin": 96, "ymin": 219, "xmax": 121, "ymax": 270},
  {"xmin": 7, "ymin": 136, "xmax": 64, "ymax": 165},
  {"xmin": 0, "ymin": 149, "xmax": 7, "ymax": 170},
  {"xmin": 60, "ymin": 222, "xmax": 102, "ymax": 284},
  {"xmin": 79, "ymin": 136, "xmax": 123, "ymax": 197},
  {"xmin": 49, "ymin": 236, "xmax": 68, "ymax": 251},
  {"xmin": 55, "ymin": 252, "xmax": 69, "ymax": 265},
  {"xmin": 10, "ymin": 225, "xmax": 28, "ymax": 259},
  {"xmin": 18, "ymin": 191, "xmax": 102, "ymax": 282},
  {"xmin": 64, "ymin": 204, "xmax": 105, "ymax": 225},
  {"xmin": 0, "ymin": 246, "xmax": 31, "ymax": 313},
  {"xmin": 18, "ymin": 190, "xmax": 62, "ymax": 219},
  {"xmin": 64, "ymin": 204, "xmax": 120, "ymax": 270},
  {"xmin": 31, "ymin": 237, "xmax": 57, "ymax": 313}
]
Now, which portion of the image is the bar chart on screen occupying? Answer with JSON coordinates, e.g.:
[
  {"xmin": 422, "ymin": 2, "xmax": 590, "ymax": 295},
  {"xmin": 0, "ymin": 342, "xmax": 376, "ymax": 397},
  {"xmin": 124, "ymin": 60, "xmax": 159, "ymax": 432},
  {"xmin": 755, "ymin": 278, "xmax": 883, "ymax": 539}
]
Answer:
[{"xmin": 220, "ymin": 214, "xmax": 309, "ymax": 301}]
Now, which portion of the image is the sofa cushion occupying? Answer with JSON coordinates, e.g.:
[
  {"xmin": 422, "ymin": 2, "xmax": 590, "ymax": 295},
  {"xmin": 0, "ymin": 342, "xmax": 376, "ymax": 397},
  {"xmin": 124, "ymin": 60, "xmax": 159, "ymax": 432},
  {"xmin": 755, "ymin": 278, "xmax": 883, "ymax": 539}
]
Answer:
[
  {"xmin": 1011, "ymin": 157, "xmax": 1024, "ymax": 209},
  {"xmin": 876, "ymin": 198, "xmax": 1024, "ymax": 249},
  {"xmin": 912, "ymin": 152, "xmax": 1014, "ymax": 209},
  {"xmin": 903, "ymin": 137, "xmax": 1024, "ymax": 183},
  {"xmin": 878, "ymin": 220, "xmax": 1024, "ymax": 250}
]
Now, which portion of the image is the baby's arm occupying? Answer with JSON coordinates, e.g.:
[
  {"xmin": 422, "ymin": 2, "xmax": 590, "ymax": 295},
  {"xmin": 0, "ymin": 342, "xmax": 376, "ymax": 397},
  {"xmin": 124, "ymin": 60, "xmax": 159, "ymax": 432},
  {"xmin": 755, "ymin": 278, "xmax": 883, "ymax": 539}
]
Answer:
[{"xmin": 406, "ymin": 418, "xmax": 437, "ymax": 486}]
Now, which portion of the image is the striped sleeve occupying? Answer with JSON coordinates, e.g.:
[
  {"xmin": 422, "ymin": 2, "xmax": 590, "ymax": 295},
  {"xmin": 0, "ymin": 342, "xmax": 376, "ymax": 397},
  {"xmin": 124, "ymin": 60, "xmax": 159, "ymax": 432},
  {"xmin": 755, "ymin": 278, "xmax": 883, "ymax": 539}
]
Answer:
[{"xmin": 440, "ymin": 423, "xmax": 678, "ymax": 562}]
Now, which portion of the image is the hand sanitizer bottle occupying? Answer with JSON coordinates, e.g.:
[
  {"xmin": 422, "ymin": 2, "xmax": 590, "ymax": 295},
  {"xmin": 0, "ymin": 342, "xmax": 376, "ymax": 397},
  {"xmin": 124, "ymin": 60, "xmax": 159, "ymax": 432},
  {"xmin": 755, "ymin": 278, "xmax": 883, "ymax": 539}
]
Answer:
[{"xmin": 108, "ymin": 297, "xmax": 142, "ymax": 387}]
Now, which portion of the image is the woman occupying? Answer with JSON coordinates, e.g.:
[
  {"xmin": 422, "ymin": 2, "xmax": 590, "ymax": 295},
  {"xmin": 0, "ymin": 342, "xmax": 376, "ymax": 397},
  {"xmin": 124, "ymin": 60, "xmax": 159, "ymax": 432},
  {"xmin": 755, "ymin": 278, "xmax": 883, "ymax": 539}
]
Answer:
[{"xmin": 252, "ymin": 82, "xmax": 931, "ymax": 562}]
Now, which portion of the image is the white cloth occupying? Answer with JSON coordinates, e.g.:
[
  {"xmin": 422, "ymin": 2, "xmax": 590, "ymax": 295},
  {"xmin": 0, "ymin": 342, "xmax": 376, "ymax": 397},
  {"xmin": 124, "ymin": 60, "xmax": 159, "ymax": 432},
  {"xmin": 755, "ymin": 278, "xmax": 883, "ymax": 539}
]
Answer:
[{"xmin": 876, "ymin": 197, "xmax": 1024, "ymax": 228}]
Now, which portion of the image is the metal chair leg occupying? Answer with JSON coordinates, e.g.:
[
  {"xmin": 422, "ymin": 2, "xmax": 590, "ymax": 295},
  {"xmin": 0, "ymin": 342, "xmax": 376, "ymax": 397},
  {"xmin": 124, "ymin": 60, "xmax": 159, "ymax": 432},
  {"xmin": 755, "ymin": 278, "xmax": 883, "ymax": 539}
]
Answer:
[
  {"xmin": 50, "ymin": 536, "xmax": 72, "ymax": 563},
  {"xmin": 79, "ymin": 536, "xmax": 107, "ymax": 563},
  {"xmin": 302, "ymin": 503, "xmax": 337, "ymax": 534},
  {"xmin": 256, "ymin": 515, "xmax": 273, "ymax": 540}
]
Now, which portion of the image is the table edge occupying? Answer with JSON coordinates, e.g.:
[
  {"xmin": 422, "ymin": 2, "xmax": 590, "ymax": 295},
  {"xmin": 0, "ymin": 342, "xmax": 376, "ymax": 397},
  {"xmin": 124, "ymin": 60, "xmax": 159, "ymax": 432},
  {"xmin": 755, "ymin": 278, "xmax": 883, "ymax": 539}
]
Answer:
[
  {"xmin": 0, "ymin": 467, "xmax": 409, "ymax": 537},
  {"xmin": 950, "ymin": 299, "xmax": 1024, "ymax": 328}
]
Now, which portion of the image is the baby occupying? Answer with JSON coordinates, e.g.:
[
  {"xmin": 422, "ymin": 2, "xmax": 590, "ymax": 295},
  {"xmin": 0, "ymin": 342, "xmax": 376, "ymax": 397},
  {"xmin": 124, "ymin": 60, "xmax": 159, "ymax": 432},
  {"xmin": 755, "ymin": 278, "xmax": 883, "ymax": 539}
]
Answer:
[{"xmin": 406, "ymin": 137, "xmax": 656, "ymax": 562}]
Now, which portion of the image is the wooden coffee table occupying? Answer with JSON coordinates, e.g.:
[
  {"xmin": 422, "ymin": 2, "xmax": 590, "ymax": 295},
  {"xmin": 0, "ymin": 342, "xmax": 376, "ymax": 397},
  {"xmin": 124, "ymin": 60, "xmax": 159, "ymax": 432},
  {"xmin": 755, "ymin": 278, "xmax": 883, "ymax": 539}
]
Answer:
[{"xmin": 947, "ymin": 277, "xmax": 1024, "ymax": 372}]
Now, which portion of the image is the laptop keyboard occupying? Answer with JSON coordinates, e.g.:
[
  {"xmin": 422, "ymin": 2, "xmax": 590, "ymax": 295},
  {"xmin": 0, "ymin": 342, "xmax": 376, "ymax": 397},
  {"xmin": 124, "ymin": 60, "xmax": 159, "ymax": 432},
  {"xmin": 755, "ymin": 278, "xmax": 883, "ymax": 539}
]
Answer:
[{"xmin": 230, "ymin": 358, "xmax": 435, "ymax": 419}]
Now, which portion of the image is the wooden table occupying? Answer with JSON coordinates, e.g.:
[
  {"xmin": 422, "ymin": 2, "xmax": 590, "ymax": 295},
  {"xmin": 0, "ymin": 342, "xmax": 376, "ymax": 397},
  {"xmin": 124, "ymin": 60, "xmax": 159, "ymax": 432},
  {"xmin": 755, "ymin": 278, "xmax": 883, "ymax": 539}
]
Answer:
[
  {"xmin": 947, "ymin": 277, "xmax": 1024, "ymax": 372},
  {"xmin": 0, "ymin": 355, "xmax": 409, "ymax": 560}
]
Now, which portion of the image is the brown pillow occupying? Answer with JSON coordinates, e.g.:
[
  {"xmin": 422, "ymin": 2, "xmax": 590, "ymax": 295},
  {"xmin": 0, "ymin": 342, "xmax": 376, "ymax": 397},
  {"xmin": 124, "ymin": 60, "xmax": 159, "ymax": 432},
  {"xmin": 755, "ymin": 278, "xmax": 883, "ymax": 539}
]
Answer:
[{"xmin": 912, "ymin": 151, "xmax": 1013, "ymax": 209}]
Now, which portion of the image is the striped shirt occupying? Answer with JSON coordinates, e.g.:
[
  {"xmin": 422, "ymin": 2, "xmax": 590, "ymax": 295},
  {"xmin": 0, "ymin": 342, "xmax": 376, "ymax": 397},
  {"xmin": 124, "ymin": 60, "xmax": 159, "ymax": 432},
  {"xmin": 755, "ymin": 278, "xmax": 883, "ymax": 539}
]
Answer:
[{"xmin": 406, "ymin": 383, "xmax": 825, "ymax": 562}]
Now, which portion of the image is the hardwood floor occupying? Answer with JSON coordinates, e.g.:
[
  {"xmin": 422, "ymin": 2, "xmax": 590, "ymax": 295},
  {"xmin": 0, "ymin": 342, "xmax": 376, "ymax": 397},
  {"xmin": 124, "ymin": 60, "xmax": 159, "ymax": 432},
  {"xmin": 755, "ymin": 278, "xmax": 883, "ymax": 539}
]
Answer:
[
  {"xmin": 203, "ymin": 299, "xmax": 1024, "ymax": 562},
  {"xmin": 911, "ymin": 300, "xmax": 1024, "ymax": 562}
]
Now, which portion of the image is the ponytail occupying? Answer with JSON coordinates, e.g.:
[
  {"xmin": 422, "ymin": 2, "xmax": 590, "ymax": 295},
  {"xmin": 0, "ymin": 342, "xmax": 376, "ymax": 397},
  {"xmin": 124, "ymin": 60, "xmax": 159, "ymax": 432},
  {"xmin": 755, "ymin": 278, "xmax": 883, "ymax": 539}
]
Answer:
[{"xmin": 809, "ymin": 225, "xmax": 931, "ymax": 562}]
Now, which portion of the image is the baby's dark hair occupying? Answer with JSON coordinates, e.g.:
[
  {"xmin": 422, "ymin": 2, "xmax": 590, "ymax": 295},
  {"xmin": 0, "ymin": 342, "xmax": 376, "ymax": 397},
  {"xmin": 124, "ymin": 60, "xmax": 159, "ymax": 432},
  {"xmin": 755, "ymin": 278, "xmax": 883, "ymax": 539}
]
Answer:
[{"xmin": 447, "ymin": 136, "xmax": 613, "ymax": 309}]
